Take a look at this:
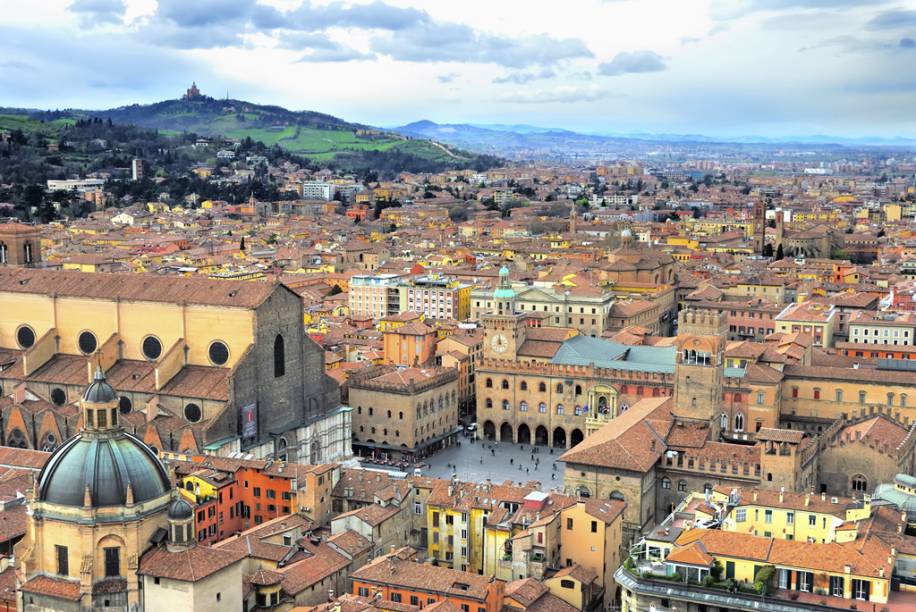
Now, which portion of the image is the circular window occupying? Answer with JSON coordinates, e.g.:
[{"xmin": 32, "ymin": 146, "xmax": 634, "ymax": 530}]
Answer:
[
  {"xmin": 208, "ymin": 341, "xmax": 229, "ymax": 366},
  {"xmin": 141, "ymin": 336, "xmax": 162, "ymax": 361},
  {"xmin": 50, "ymin": 388, "xmax": 66, "ymax": 406},
  {"xmin": 78, "ymin": 331, "xmax": 97, "ymax": 355},
  {"xmin": 16, "ymin": 325, "xmax": 36, "ymax": 349},
  {"xmin": 184, "ymin": 403, "xmax": 202, "ymax": 423},
  {"xmin": 119, "ymin": 396, "xmax": 132, "ymax": 414}
]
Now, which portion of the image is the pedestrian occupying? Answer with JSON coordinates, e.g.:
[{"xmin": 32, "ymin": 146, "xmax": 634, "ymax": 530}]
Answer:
[
  {"xmin": 551, "ymin": 473, "xmax": 556, "ymax": 480},
  {"xmin": 510, "ymin": 458, "xmax": 514, "ymax": 465},
  {"xmin": 552, "ymin": 464, "xmax": 556, "ymax": 471},
  {"xmin": 526, "ymin": 468, "xmax": 529, "ymax": 473}
]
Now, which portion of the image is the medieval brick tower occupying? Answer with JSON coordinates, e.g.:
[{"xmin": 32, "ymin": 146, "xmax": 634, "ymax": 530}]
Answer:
[
  {"xmin": 753, "ymin": 201, "xmax": 766, "ymax": 255},
  {"xmin": 673, "ymin": 309, "xmax": 727, "ymax": 438}
]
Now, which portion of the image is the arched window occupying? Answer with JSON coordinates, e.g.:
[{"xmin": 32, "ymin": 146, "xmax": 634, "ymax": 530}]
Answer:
[
  {"xmin": 23, "ymin": 242, "xmax": 33, "ymax": 263},
  {"xmin": 553, "ymin": 403, "xmax": 561, "ymax": 414},
  {"xmin": 887, "ymin": 392, "xmax": 895, "ymax": 406},
  {"xmin": 502, "ymin": 400, "xmax": 510, "ymax": 410},
  {"xmin": 556, "ymin": 383, "xmax": 563, "ymax": 393},
  {"xmin": 273, "ymin": 334, "xmax": 285, "ymax": 378},
  {"xmin": 661, "ymin": 477, "xmax": 671, "ymax": 489},
  {"xmin": 610, "ymin": 490, "xmax": 626, "ymax": 501},
  {"xmin": 485, "ymin": 378, "xmax": 493, "ymax": 388},
  {"xmin": 519, "ymin": 401, "xmax": 528, "ymax": 412},
  {"xmin": 538, "ymin": 382, "xmax": 546, "ymax": 392},
  {"xmin": 574, "ymin": 384, "xmax": 582, "ymax": 396},
  {"xmin": 520, "ymin": 381, "xmax": 528, "ymax": 391},
  {"xmin": 501, "ymin": 379, "xmax": 509, "ymax": 390},
  {"xmin": 902, "ymin": 394, "xmax": 908, "ymax": 408},
  {"xmin": 734, "ymin": 412, "xmax": 745, "ymax": 432},
  {"xmin": 0, "ymin": 242, "xmax": 6, "ymax": 264},
  {"xmin": 485, "ymin": 398, "xmax": 493, "ymax": 409},
  {"xmin": 851, "ymin": 475, "xmax": 867, "ymax": 493},
  {"xmin": 859, "ymin": 390, "xmax": 867, "ymax": 404},
  {"xmin": 387, "ymin": 410, "xmax": 392, "ymax": 418},
  {"xmin": 720, "ymin": 412, "xmax": 728, "ymax": 431}
]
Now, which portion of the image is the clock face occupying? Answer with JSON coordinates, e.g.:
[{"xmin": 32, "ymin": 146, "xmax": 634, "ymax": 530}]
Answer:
[{"xmin": 490, "ymin": 333, "xmax": 509, "ymax": 353}]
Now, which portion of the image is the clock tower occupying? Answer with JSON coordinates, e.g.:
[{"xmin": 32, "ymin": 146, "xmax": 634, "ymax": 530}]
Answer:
[{"xmin": 482, "ymin": 266, "xmax": 527, "ymax": 360}]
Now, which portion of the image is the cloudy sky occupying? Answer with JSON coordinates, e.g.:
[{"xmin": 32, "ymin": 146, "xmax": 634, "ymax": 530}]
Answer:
[{"xmin": 2, "ymin": 0, "xmax": 915, "ymax": 137}]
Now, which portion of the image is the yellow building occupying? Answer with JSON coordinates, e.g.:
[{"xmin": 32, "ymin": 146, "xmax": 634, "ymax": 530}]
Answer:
[{"xmin": 427, "ymin": 479, "xmax": 533, "ymax": 574}]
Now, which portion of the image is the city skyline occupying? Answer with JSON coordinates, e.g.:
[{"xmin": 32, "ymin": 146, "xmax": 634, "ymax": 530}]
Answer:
[{"xmin": 3, "ymin": 0, "xmax": 915, "ymax": 139}]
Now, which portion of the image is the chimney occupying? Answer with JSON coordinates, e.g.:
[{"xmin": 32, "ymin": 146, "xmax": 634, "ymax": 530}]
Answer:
[
  {"xmin": 804, "ymin": 493, "xmax": 810, "ymax": 507},
  {"xmin": 821, "ymin": 491, "xmax": 826, "ymax": 501},
  {"xmin": 753, "ymin": 491, "xmax": 758, "ymax": 502},
  {"xmin": 779, "ymin": 488, "xmax": 784, "ymax": 503}
]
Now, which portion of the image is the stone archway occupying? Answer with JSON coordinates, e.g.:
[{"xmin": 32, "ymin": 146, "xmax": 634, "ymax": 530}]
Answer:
[
  {"xmin": 517, "ymin": 423, "xmax": 531, "ymax": 445},
  {"xmin": 483, "ymin": 420, "xmax": 496, "ymax": 441},
  {"xmin": 552, "ymin": 427, "xmax": 566, "ymax": 448},
  {"xmin": 500, "ymin": 422, "xmax": 513, "ymax": 443},
  {"xmin": 571, "ymin": 428, "xmax": 584, "ymax": 447},
  {"xmin": 535, "ymin": 425, "xmax": 549, "ymax": 446}
]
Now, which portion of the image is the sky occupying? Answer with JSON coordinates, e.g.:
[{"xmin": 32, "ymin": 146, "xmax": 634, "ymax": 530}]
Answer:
[{"xmin": 2, "ymin": 0, "xmax": 915, "ymax": 138}]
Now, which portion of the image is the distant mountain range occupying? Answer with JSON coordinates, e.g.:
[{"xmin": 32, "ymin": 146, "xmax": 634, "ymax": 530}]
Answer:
[{"xmin": 393, "ymin": 120, "xmax": 916, "ymax": 155}]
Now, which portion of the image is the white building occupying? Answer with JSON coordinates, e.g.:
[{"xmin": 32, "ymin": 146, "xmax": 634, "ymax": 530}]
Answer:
[
  {"xmin": 47, "ymin": 178, "xmax": 105, "ymax": 192},
  {"xmin": 301, "ymin": 181, "xmax": 337, "ymax": 201},
  {"xmin": 849, "ymin": 311, "xmax": 916, "ymax": 346}
]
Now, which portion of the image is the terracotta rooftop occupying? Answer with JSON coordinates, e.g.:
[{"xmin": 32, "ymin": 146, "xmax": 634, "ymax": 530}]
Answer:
[
  {"xmin": 0, "ymin": 267, "xmax": 280, "ymax": 309},
  {"xmin": 139, "ymin": 544, "xmax": 245, "ymax": 582},
  {"xmin": 352, "ymin": 548, "xmax": 493, "ymax": 601},
  {"xmin": 19, "ymin": 575, "xmax": 81, "ymax": 601}
]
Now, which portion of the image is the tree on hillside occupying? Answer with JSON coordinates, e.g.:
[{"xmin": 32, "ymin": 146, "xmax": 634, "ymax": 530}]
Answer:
[{"xmin": 448, "ymin": 206, "xmax": 468, "ymax": 222}]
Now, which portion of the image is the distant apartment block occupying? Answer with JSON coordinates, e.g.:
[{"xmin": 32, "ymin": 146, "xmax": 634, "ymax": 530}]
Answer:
[
  {"xmin": 349, "ymin": 273, "xmax": 403, "ymax": 319},
  {"xmin": 301, "ymin": 181, "xmax": 337, "ymax": 201},
  {"xmin": 401, "ymin": 275, "xmax": 472, "ymax": 321}
]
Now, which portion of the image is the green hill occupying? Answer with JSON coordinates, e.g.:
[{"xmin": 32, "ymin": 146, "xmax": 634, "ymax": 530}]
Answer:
[{"xmin": 84, "ymin": 96, "xmax": 494, "ymax": 169}]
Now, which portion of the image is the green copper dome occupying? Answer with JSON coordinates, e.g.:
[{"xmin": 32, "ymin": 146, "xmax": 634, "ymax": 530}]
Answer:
[{"xmin": 37, "ymin": 432, "xmax": 171, "ymax": 507}]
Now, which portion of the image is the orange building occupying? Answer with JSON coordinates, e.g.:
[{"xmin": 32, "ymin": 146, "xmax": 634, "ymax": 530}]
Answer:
[
  {"xmin": 383, "ymin": 322, "xmax": 437, "ymax": 366},
  {"xmin": 173, "ymin": 456, "xmax": 313, "ymax": 544},
  {"xmin": 352, "ymin": 547, "xmax": 504, "ymax": 612}
]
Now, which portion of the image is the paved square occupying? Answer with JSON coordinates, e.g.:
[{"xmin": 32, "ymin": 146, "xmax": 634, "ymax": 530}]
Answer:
[{"xmin": 415, "ymin": 437, "xmax": 566, "ymax": 490}]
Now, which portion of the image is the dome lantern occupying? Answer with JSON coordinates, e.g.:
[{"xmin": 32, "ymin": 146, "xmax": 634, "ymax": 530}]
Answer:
[{"xmin": 82, "ymin": 366, "xmax": 121, "ymax": 432}]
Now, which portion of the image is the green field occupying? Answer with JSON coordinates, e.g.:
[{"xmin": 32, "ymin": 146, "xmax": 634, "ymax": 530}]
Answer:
[
  {"xmin": 0, "ymin": 114, "xmax": 74, "ymax": 136},
  {"xmin": 221, "ymin": 124, "xmax": 471, "ymax": 163}
]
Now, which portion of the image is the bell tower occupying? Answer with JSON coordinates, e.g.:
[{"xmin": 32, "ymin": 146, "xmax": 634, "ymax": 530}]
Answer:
[
  {"xmin": 673, "ymin": 309, "xmax": 726, "ymax": 438},
  {"xmin": 482, "ymin": 266, "xmax": 526, "ymax": 360}
]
